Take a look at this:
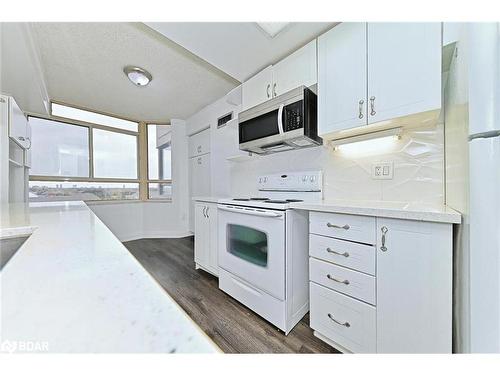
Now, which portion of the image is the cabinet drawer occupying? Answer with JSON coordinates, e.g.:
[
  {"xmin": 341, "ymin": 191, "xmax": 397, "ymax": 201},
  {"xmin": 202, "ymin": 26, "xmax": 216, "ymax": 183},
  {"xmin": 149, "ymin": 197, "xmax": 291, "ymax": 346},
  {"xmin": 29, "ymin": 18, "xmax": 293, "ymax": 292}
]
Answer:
[
  {"xmin": 310, "ymin": 212, "xmax": 376, "ymax": 245},
  {"xmin": 310, "ymin": 282, "xmax": 376, "ymax": 353},
  {"xmin": 309, "ymin": 234, "xmax": 375, "ymax": 275},
  {"xmin": 188, "ymin": 129, "xmax": 211, "ymax": 158},
  {"xmin": 310, "ymin": 258, "xmax": 376, "ymax": 305}
]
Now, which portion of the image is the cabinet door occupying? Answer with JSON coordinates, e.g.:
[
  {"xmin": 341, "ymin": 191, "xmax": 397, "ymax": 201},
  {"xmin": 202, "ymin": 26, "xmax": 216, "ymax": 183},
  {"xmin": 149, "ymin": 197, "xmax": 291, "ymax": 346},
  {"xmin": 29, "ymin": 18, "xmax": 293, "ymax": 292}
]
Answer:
[
  {"xmin": 206, "ymin": 203, "xmax": 219, "ymax": 275},
  {"xmin": 8, "ymin": 97, "xmax": 28, "ymax": 148},
  {"xmin": 367, "ymin": 23, "xmax": 441, "ymax": 124},
  {"xmin": 24, "ymin": 121, "xmax": 32, "ymax": 168},
  {"xmin": 318, "ymin": 23, "xmax": 367, "ymax": 137},
  {"xmin": 241, "ymin": 65, "xmax": 273, "ymax": 111},
  {"xmin": 188, "ymin": 128, "xmax": 211, "ymax": 158},
  {"xmin": 273, "ymin": 40, "xmax": 317, "ymax": 97},
  {"xmin": 376, "ymin": 218, "xmax": 452, "ymax": 353},
  {"xmin": 189, "ymin": 154, "xmax": 211, "ymax": 232},
  {"xmin": 194, "ymin": 203, "xmax": 210, "ymax": 267}
]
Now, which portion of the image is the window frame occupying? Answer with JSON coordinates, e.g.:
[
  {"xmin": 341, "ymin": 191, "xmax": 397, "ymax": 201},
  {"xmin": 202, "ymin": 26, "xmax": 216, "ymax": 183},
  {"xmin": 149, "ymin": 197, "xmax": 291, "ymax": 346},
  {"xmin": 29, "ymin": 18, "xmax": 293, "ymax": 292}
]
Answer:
[
  {"xmin": 145, "ymin": 123, "xmax": 172, "ymax": 201},
  {"xmin": 28, "ymin": 102, "xmax": 143, "ymax": 202}
]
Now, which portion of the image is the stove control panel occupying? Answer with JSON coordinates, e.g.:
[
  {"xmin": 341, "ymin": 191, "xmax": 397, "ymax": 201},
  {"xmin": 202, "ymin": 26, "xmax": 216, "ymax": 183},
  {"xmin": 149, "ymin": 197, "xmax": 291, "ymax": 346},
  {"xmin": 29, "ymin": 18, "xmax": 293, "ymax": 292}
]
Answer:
[{"xmin": 258, "ymin": 171, "xmax": 323, "ymax": 192}]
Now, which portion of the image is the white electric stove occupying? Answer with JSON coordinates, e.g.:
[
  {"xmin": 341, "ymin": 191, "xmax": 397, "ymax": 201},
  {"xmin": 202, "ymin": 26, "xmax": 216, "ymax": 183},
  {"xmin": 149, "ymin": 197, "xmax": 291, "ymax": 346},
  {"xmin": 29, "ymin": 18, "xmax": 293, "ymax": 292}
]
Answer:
[{"xmin": 217, "ymin": 171, "xmax": 322, "ymax": 334}]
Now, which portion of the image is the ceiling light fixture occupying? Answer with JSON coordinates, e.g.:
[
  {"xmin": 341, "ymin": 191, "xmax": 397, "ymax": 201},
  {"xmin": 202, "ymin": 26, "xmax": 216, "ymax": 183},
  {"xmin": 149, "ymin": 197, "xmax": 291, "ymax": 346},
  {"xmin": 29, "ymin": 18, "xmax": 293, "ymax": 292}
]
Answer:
[
  {"xmin": 255, "ymin": 22, "xmax": 290, "ymax": 38},
  {"xmin": 123, "ymin": 66, "xmax": 152, "ymax": 87}
]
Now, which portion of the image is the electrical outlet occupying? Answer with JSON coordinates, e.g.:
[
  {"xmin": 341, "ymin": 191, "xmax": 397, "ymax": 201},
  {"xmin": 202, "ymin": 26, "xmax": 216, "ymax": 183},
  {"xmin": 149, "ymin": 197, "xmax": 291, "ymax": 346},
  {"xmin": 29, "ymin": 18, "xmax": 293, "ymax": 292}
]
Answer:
[{"xmin": 372, "ymin": 162, "xmax": 394, "ymax": 180}]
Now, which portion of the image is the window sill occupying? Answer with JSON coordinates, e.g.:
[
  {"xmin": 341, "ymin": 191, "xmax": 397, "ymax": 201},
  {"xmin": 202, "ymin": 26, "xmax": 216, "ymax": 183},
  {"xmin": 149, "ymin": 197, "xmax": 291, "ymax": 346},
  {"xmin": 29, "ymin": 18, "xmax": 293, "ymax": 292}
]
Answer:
[{"xmin": 85, "ymin": 199, "xmax": 172, "ymax": 206}]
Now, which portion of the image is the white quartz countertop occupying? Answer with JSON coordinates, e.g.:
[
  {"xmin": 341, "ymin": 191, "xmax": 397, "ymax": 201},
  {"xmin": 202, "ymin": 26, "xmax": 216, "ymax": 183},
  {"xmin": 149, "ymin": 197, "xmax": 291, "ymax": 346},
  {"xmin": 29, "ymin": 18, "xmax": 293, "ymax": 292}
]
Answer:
[
  {"xmin": 289, "ymin": 200, "xmax": 461, "ymax": 224},
  {"xmin": 192, "ymin": 196, "xmax": 222, "ymax": 204},
  {"xmin": 0, "ymin": 201, "xmax": 218, "ymax": 353}
]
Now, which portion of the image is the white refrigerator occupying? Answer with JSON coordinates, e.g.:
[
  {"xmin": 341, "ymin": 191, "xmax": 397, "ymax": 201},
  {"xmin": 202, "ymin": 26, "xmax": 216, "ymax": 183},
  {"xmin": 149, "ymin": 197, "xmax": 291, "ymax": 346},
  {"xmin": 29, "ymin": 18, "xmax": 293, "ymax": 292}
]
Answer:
[{"xmin": 446, "ymin": 22, "xmax": 500, "ymax": 353}]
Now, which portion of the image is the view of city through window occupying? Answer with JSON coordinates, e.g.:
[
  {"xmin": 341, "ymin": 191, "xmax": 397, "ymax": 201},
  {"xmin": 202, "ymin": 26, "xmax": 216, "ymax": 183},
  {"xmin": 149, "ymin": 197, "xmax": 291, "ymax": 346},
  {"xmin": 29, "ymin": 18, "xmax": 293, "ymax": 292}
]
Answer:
[{"xmin": 29, "ymin": 181, "xmax": 139, "ymax": 202}]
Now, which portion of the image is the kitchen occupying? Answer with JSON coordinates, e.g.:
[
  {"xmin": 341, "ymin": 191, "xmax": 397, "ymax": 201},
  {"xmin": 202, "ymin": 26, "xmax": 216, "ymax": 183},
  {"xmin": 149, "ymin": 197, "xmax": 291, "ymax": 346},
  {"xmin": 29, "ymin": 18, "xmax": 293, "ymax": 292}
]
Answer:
[{"xmin": 1, "ymin": 3, "xmax": 500, "ymax": 371}]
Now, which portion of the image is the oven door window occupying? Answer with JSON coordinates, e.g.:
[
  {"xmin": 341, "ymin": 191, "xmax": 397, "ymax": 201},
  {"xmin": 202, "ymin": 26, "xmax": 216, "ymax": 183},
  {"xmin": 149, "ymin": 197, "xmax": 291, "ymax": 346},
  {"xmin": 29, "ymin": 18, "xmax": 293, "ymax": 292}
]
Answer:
[{"xmin": 227, "ymin": 224, "xmax": 268, "ymax": 267}]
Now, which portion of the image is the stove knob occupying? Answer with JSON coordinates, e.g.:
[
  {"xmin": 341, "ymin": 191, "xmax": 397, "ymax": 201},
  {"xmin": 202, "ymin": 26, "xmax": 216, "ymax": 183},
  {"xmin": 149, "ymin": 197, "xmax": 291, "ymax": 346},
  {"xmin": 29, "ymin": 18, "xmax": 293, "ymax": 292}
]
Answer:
[
  {"xmin": 259, "ymin": 177, "xmax": 262, "ymax": 183},
  {"xmin": 310, "ymin": 176, "xmax": 315, "ymax": 182},
  {"xmin": 264, "ymin": 177, "xmax": 268, "ymax": 183},
  {"xmin": 302, "ymin": 175, "xmax": 307, "ymax": 182}
]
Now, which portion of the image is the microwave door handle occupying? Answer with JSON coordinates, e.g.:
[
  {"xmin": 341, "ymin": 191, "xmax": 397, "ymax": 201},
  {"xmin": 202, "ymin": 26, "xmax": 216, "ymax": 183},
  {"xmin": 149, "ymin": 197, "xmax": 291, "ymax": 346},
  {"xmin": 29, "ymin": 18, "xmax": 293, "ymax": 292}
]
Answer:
[
  {"xmin": 277, "ymin": 104, "xmax": 284, "ymax": 134},
  {"xmin": 218, "ymin": 206, "xmax": 283, "ymax": 218}
]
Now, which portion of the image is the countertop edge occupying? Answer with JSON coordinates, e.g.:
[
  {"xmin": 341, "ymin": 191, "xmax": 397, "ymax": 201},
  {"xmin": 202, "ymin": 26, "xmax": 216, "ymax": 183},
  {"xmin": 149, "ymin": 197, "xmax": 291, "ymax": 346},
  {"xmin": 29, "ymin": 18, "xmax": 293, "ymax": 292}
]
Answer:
[{"xmin": 289, "ymin": 202, "xmax": 462, "ymax": 224}]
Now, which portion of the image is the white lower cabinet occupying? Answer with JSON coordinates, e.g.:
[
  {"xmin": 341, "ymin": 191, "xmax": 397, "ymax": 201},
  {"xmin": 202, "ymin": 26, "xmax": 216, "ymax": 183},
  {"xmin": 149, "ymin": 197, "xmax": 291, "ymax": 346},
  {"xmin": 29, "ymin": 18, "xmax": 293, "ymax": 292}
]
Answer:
[
  {"xmin": 194, "ymin": 202, "xmax": 218, "ymax": 276},
  {"xmin": 308, "ymin": 211, "xmax": 453, "ymax": 353}
]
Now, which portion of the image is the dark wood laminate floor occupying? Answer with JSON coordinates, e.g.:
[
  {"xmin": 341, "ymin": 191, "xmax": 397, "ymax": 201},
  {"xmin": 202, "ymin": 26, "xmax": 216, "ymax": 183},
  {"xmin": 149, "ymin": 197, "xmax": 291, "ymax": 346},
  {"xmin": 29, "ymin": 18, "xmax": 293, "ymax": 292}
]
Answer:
[{"xmin": 123, "ymin": 237, "xmax": 339, "ymax": 354}]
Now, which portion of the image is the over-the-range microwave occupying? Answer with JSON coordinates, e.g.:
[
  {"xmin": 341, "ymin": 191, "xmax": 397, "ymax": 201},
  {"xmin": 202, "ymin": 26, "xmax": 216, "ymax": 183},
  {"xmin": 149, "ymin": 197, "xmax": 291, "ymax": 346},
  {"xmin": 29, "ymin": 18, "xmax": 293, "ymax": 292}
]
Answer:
[{"xmin": 238, "ymin": 86, "xmax": 322, "ymax": 155}]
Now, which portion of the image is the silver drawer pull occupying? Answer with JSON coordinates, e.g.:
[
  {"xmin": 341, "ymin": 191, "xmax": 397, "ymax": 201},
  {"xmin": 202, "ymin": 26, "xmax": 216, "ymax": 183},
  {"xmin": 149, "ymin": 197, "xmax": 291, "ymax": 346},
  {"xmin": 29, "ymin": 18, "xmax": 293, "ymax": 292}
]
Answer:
[
  {"xmin": 327, "ymin": 313, "xmax": 350, "ymax": 328},
  {"xmin": 326, "ymin": 223, "xmax": 350, "ymax": 230},
  {"xmin": 327, "ymin": 274, "xmax": 350, "ymax": 285},
  {"xmin": 326, "ymin": 247, "xmax": 350, "ymax": 258},
  {"xmin": 380, "ymin": 226, "xmax": 388, "ymax": 252}
]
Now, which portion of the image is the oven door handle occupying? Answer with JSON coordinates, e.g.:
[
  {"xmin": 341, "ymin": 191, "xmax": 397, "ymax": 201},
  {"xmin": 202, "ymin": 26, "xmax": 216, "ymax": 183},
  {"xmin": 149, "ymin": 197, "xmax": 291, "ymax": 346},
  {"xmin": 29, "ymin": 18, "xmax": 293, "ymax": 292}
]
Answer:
[
  {"xmin": 218, "ymin": 205, "xmax": 283, "ymax": 218},
  {"xmin": 277, "ymin": 104, "xmax": 285, "ymax": 135}
]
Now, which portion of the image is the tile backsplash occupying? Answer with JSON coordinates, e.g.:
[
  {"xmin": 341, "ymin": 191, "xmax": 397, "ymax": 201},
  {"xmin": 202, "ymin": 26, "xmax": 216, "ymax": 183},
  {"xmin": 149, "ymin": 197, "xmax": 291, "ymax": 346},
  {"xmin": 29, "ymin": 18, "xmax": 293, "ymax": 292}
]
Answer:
[{"xmin": 229, "ymin": 123, "xmax": 444, "ymax": 205}]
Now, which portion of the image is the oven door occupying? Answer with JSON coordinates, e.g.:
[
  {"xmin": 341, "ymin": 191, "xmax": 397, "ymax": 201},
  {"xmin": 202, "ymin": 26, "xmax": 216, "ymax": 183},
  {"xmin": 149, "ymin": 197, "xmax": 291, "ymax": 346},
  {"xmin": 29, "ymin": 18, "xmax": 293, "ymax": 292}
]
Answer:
[{"xmin": 217, "ymin": 204, "xmax": 286, "ymax": 300}]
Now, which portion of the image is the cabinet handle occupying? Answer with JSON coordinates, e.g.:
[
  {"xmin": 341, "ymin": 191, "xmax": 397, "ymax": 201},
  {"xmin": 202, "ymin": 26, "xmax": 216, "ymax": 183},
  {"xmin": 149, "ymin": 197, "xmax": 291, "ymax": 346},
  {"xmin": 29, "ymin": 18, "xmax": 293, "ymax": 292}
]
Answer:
[
  {"xmin": 326, "ymin": 223, "xmax": 350, "ymax": 230},
  {"xmin": 266, "ymin": 84, "xmax": 271, "ymax": 98},
  {"xmin": 358, "ymin": 99, "xmax": 364, "ymax": 119},
  {"xmin": 326, "ymin": 247, "xmax": 350, "ymax": 257},
  {"xmin": 26, "ymin": 137, "xmax": 32, "ymax": 150},
  {"xmin": 327, "ymin": 313, "xmax": 350, "ymax": 328},
  {"xmin": 273, "ymin": 83, "xmax": 277, "ymax": 97},
  {"xmin": 327, "ymin": 274, "xmax": 350, "ymax": 285},
  {"xmin": 0, "ymin": 97, "xmax": 5, "ymax": 103},
  {"xmin": 380, "ymin": 226, "xmax": 388, "ymax": 252},
  {"xmin": 197, "ymin": 157, "xmax": 202, "ymax": 165},
  {"xmin": 17, "ymin": 136, "xmax": 26, "ymax": 141},
  {"xmin": 197, "ymin": 145, "xmax": 201, "ymax": 153},
  {"xmin": 370, "ymin": 96, "xmax": 376, "ymax": 116},
  {"xmin": 206, "ymin": 207, "xmax": 209, "ymax": 218}
]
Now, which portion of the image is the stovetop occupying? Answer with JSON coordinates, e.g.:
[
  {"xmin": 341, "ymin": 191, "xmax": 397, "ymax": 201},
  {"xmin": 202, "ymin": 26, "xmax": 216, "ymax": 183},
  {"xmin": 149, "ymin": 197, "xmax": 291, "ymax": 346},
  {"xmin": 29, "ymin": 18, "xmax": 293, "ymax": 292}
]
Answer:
[{"xmin": 232, "ymin": 197, "xmax": 304, "ymax": 204}]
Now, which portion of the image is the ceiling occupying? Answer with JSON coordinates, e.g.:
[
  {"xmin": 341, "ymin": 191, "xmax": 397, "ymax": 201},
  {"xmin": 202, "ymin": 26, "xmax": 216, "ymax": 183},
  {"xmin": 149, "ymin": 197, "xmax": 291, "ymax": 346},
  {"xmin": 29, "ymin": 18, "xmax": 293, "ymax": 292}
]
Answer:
[
  {"xmin": 146, "ymin": 22, "xmax": 337, "ymax": 82},
  {"xmin": 30, "ymin": 22, "xmax": 239, "ymax": 123}
]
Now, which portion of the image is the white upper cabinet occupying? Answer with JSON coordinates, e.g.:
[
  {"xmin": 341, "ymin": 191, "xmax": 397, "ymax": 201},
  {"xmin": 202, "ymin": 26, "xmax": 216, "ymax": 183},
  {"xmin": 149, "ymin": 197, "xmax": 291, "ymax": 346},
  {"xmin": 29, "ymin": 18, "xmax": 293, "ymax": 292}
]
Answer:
[
  {"xmin": 188, "ymin": 128, "xmax": 211, "ymax": 158},
  {"xmin": 318, "ymin": 23, "xmax": 367, "ymax": 135},
  {"xmin": 242, "ymin": 65, "xmax": 274, "ymax": 111},
  {"xmin": 272, "ymin": 40, "xmax": 317, "ymax": 98},
  {"xmin": 367, "ymin": 23, "xmax": 442, "ymax": 124},
  {"xmin": 8, "ymin": 97, "xmax": 30, "ymax": 149},
  {"xmin": 318, "ymin": 22, "xmax": 442, "ymax": 139},
  {"xmin": 241, "ymin": 41, "xmax": 318, "ymax": 111}
]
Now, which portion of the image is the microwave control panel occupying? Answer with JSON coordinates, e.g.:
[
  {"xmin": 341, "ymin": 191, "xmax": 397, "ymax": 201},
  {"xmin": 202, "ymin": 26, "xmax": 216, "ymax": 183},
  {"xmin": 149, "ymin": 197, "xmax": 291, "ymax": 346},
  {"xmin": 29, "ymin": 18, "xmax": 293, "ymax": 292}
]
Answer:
[{"xmin": 284, "ymin": 101, "xmax": 303, "ymax": 132}]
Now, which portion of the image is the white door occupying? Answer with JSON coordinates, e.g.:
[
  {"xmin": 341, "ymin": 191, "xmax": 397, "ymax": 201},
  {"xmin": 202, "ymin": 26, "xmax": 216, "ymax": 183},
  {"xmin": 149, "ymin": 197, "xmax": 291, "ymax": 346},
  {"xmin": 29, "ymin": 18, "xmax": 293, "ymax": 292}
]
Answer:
[
  {"xmin": 367, "ymin": 23, "xmax": 441, "ymax": 124},
  {"xmin": 194, "ymin": 203, "xmax": 210, "ymax": 268},
  {"xmin": 376, "ymin": 218, "xmax": 452, "ymax": 353},
  {"xmin": 9, "ymin": 97, "xmax": 28, "ymax": 148},
  {"xmin": 189, "ymin": 154, "xmax": 211, "ymax": 231},
  {"xmin": 188, "ymin": 128, "xmax": 211, "ymax": 158},
  {"xmin": 206, "ymin": 203, "xmax": 219, "ymax": 274},
  {"xmin": 272, "ymin": 40, "xmax": 317, "ymax": 97},
  {"xmin": 218, "ymin": 205, "xmax": 286, "ymax": 300},
  {"xmin": 318, "ymin": 22, "xmax": 367, "ymax": 137},
  {"xmin": 241, "ymin": 65, "xmax": 274, "ymax": 111}
]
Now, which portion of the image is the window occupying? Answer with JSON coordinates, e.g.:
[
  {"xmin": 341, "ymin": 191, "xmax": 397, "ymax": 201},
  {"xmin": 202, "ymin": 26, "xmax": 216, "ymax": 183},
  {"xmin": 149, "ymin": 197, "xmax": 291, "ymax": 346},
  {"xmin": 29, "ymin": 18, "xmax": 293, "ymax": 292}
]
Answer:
[
  {"xmin": 29, "ymin": 181, "xmax": 139, "ymax": 202},
  {"xmin": 29, "ymin": 117, "xmax": 89, "ymax": 177},
  {"xmin": 147, "ymin": 124, "xmax": 172, "ymax": 199},
  {"xmin": 93, "ymin": 129, "xmax": 138, "ymax": 179},
  {"xmin": 29, "ymin": 105, "xmax": 140, "ymax": 202},
  {"xmin": 51, "ymin": 103, "xmax": 138, "ymax": 132}
]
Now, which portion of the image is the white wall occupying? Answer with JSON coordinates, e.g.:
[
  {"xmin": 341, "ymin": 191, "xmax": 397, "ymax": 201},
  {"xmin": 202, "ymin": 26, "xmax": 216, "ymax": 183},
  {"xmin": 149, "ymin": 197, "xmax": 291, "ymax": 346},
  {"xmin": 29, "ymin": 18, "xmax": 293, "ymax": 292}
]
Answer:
[
  {"xmin": 230, "ymin": 123, "xmax": 445, "ymax": 205},
  {"xmin": 88, "ymin": 119, "xmax": 191, "ymax": 242}
]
